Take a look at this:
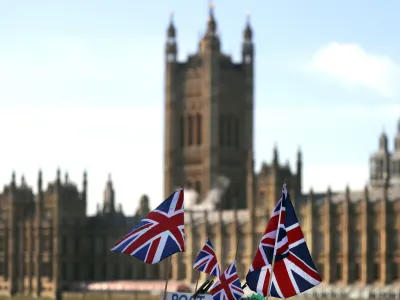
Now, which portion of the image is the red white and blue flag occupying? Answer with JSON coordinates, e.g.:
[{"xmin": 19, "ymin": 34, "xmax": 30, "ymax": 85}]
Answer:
[
  {"xmin": 209, "ymin": 260, "xmax": 244, "ymax": 300},
  {"xmin": 193, "ymin": 238, "xmax": 221, "ymax": 278},
  {"xmin": 111, "ymin": 189, "xmax": 185, "ymax": 264},
  {"xmin": 246, "ymin": 184, "xmax": 322, "ymax": 298}
]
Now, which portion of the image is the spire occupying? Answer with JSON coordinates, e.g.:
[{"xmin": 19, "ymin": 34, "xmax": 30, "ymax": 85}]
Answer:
[
  {"xmin": 38, "ymin": 169, "xmax": 43, "ymax": 191},
  {"xmin": 243, "ymin": 10, "xmax": 252, "ymax": 41},
  {"xmin": 103, "ymin": 173, "xmax": 115, "ymax": 214},
  {"xmin": 379, "ymin": 130, "xmax": 388, "ymax": 151},
  {"xmin": 167, "ymin": 10, "xmax": 176, "ymax": 38},
  {"xmin": 273, "ymin": 144, "xmax": 279, "ymax": 165},
  {"xmin": 205, "ymin": 1, "xmax": 217, "ymax": 36}
]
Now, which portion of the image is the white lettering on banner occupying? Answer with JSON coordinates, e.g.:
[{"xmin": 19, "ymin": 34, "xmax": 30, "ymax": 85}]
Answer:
[{"xmin": 161, "ymin": 292, "xmax": 249, "ymax": 300}]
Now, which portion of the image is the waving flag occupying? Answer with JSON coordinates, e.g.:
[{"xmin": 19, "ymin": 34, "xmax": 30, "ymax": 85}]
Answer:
[
  {"xmin": 246, "ymin": 184, "xmax": 322, "ymax": 299},
  {"xmin": 111, "ymin": 189, "xmax": 185, "ymax": 264},
  {"xmin": 209, "ymin": 260, "xmax": 244, "ymax": 300},
  {"xmin": 193, "ymin": 238, "xmax": 221, "ymax": 278}
]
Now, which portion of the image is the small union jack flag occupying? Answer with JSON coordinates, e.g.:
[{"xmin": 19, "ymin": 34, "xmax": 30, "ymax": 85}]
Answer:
[
  {"xmin": 209, "ymin": 260, "xmax": 244, "ymax": 300},
  {"xmin": 246, "ymin": 184, "xmax": 322, "ymax": 298},
  {"xmin": 193, "ymin": 238, "xmax": 221, "ymax": 278},
  {"xmin": 110, "ymin": 189, "xmax": 185, "ymax": 264}
]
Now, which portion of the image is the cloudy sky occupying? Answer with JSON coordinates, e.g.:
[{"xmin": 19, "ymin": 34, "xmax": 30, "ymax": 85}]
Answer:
[{"xmin": 0, "ymin": 0, "xmax": 398, "ymax": 215}]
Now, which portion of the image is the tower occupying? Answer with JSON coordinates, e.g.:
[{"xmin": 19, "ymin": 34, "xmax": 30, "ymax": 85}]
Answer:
[
  {"xmin": 370, "ymin": 131, "xmax": 390, "ymax": 188},
  {"xmin": 163, "ymin": 5, "xmax": 255, "ymax": 209}
]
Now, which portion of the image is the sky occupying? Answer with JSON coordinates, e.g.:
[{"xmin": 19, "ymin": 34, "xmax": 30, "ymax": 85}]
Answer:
[{"xmin": 0, "ymin": 0, "xmax": 399, "ymax": 215}]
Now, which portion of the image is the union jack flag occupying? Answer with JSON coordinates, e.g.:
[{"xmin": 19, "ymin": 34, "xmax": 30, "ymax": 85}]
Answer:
[
  {"xmin": 246, "ymin": 184, "xmax": 322, "ymax": 298},
  {"xmin": 193, "ymin": 238, "xmax": 221, "ymax": 278},
  {"xmin": 209, "ymin": 260, "xmax": 244, "ymax": 300},
  {"xmin": 110, "ymin": 189, "xmax": 185, "ymax": 264}
]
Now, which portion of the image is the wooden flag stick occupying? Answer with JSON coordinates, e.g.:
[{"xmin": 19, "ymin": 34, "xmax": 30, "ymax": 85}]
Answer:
[
  {"xmin": 162, "ymin": 256, "xmax": 173, "ymax": 300},
  {"xmin": 194, "ymin": 270, "xmax": 201, "ymax": 292},
  {"xmin": 193, "ymin": 270, "xmax": 201, "ymax": 299}
]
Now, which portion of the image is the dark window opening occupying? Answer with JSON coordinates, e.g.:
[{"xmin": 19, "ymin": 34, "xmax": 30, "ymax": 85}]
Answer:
[
  {"xmin": 354, "ymin": 263, "xmax": 360, "ymax": 281},
  {"xmin": 233, "ymin": 118, "xmax": 239, "ymax": 147},
  {"xmin": 179, "ymin": 116, "xmax": 185, "ymax": 147},
  {"xmin": 195, "ymin": 181, "xmax": 201, "ymax": 196},
  {"xmin": 219, "ymin": 117, "xmax": 225, "ymax": 146},
  {"xmin": 188, "ymin": 115, "xmax": 194, "ymax": 146},
  {"xmin": 74, "ymin": 263, "xmax": 79, "ymax": 280},
  {"xmin": 226, "ymin": 117, "xmax": 232, "ymax": 146},
  {"xmin": 373, "ymin": 263, "xmax": 380, "ymax": 281},
  {"xmin": 336, "ymin": 263, "xmax": 342, "ymax": 280},
  {"xmin": 196, "ymin": 114, "xmax": 202, "ymax": 145}
]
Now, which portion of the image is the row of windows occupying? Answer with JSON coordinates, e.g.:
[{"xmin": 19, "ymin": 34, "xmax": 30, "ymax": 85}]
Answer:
[
  {"xmin": 317, "ymin": 262, "xmax": 398, "ymax": 282},
  {"xmin": 178, "ymin": 115, "xmax": 241, "ymax": 148},
  {"xmin": 180, "ymin": 115, "xmax": 202, "ymax": 147},
  {"xmin": 314, "ymin": 231, "xmax": 399, "ymax": 253},
  {"xmin": 371, "ymin": 159, "xmax": 400, "ymax": 178}
]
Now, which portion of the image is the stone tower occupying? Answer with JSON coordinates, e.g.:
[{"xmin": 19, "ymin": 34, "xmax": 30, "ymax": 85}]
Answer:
[{"xmin": 163, "ymin": 5, "xmax": 255, "ymax": 209}]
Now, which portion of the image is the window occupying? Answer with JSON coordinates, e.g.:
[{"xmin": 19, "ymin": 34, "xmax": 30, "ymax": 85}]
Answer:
[
  {"xmin": 188, "ymin": 115, "xmax": 193, "ymax": 146},
  {"xmin": 354, "ymin": 263, "xmax": 360, "ymax": 281},
  {"xmin": 196, "ymin": 114, "xmax": 202, "ymax": 145},
  {"xmin": 62, "ymin": 263, "xmax": 67, "ymax": 280},
  {"xmin": 233, "ymin": 118, "xmax": 239, "ymax": 147},
  {"xmin": 393, "ymin": 263, "xmax": 398, "ymax": 280},
  {"xmin": 394, "ymin": 231, "xmax": 399, "ymax": 249},
  {"xmin": 114, "ymin": 264, "xmax": 119, "ymax": 279},
  {"xmin": 354, "ymin": 233, "xmax": 361, "ymax": 254},
  {"xmin": 316, "ymin": 232, "xmax": 324, "ymax": 253},
  {"xmin": 102, "ymin": 264, "xmax": 107, "ymax": 280},
  {"xmin": 373, "ymin": 231, "xmax": 380, "ymax": 252},
  {"xmin": 373, "ymin": 263, "xmax": 380, "ymax": 281},
  {"xmin": 317, "ymin": 264, "xmax": 324, "ymax": 276},
  {"xmin": 195, "ymin": 181, "xmax": 201, "ymax": 196},
  {"xmin": 179, "ymin": 116, "xmax": 185, "ymax": 147},
  {"xmin": 62, "ymin": 237, "xmax": 67, "ymax": 254},
  {"xmin": 0, "ymin": 236, "xmax": 4, "ymax": 251},
  {"xmin": 0, "ymin": 262, "xmax": 4, "ymax": 276},
  {"xmin": 224, "ymin": 235, "xmax": 231, "ymax": 253},
  {"xmin": 219, "ymin": 116, "xmax": 225, "ymax": 146},
  {"xmin": 335, "ymin": 232, "xmax": 342, "ymax": 251},
  {"xmin": 74, "ymin": 237, "xmax": 80, "ymax": 255},
  {"xmin": 336, "ymin": 263, "xmax": 342, "ymax": 280},
  {"xmin": 88, "ymin": 263, "xmax": 95, "ymax": 280},
  {"xmin": 125, "ymin": 265, "xmax": 132, "ymax": 279},
  {"xmin": 74, "ymin": 263, "xmax": 79, "ymax": 280},
  {"xmin": 226, "ymin": 117, "xmax": 232, "ymax": 146}
]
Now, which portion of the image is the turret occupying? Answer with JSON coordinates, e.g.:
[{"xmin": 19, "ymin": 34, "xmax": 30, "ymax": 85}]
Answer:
[
  {"xmin": 103, "ymin": 174, "xmax": 115, "ymax": 214},
  {"xmin": 199, "ymin": 1, "xmax": 220, "ymax": 53},
  {"xmin": 242, "ymin": 11, "xmax": 254, "ymax": 65},
  {"xmin": 165, "ymin": 11, "xmax": 177, "ymax": 63}
]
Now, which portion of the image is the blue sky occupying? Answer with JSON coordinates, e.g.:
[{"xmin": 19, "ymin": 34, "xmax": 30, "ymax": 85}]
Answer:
[{"xmin": 0, "ymin": 0, "xmax": 399, "ymax": 214}]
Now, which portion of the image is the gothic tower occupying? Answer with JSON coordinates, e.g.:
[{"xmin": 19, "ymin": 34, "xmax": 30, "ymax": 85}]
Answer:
[{"xmin": 163, "ymin": 5, "xmax": 255, "ymax": 209}]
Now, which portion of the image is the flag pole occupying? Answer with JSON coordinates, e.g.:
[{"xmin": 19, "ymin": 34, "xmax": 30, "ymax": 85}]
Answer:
[
  {"xmin": 194, "ymin": 270, "xmax": 201, "ymax": 293},
  {"xmin": 162, "ymin": 256, "xmax": 173, "ymax": 300},
  {"xmin": 265, "ymin": 182, "xmax": 286, "ymax": 300}
]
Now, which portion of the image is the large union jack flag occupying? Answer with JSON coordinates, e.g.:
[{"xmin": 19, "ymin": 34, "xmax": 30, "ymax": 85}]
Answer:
[
  {"xmin": 209, "ymin": 260, "xmax": 244, "ymax": 300},
  {"xmin": 110, "ymin": 189, "xmax": 185, "ymax": 264},
  {"xmin": 193, "ymin": 238, "xmax": 221, "ymax": 278},
  {"xmin": 246, "ymin": 184, "xmax": 322, "ymax": 298}
]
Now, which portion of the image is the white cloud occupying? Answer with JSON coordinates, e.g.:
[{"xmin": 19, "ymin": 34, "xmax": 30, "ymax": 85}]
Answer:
[{"xmin": 309, "ymin": 42, "xmax": 400, "ymax": 97}]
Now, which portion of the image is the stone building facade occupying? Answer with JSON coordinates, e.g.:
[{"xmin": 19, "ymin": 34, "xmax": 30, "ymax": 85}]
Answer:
[{"xmin": 0, "ymin": 6, "xmax": 399, "ymax": 299}]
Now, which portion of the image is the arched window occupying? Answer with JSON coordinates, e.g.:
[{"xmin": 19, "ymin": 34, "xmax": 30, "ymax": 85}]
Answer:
[
  {"xmin": 188, "ymin": 115, "xmax": 194, "ymax": 146},
  {"xmin": 335, "ymin": 231, "xmax": 342, "ymax": 251},
  {"xmin": 373, "ymin": 231, "xmax": 380, "ymax": 252},
  {"xmin": 179, "ymin": 115, "xmax": 185, "ymax": 147},
  {"xmin": 196, "ymin": 114, "xmax": 202, "ymax": 145}
]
